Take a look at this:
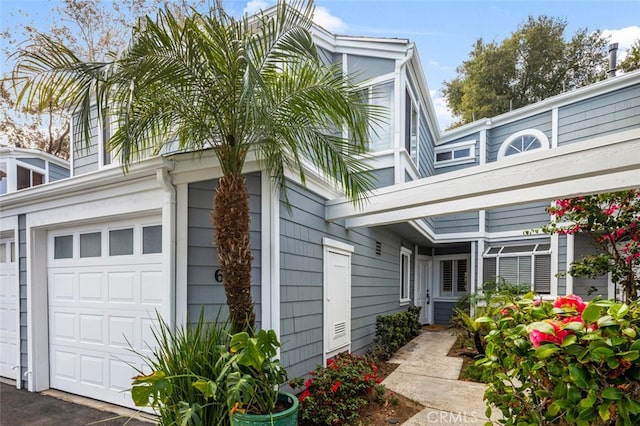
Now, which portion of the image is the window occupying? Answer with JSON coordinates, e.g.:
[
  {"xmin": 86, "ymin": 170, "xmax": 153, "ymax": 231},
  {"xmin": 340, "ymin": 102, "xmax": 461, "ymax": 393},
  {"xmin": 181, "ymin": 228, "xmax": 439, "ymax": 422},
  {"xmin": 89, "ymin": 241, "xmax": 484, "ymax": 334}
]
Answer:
[
  {"xmin": 142, "ymin": 225, "xmax": 162, "ymax": 254},
  {"xmin": 109, "ymin": 228, "xmax": 134, "ymax": 256},
  {"xmin": 359, "ymin": 81, "xmax": 394, "ymax": 151},
  {"xmin": 497, "ymin": 129, "xmax": 549, "ymax": 159},
  {"xmin": 405, "ymin": 91, "xmax": 418, "ymax": 164},
  {"xmin": 400, "ymin": 247, "xmax": 412, "ymax": 301},
  {"xmin": 17, "ymin": 165, "xmax": 45, "ymax": 190},
  {"xmin": 483, "ymin": 243, "xmax": 551, "ymax": 294},
  {"xmin": 434, "ymin": 140, "xmax": 476, "ymax": 168},
  {"xmin": 440, "ymin": 259, "xmax": 468, "ymax": 297},
  {"xmin": 54, "ymin": 235, "xmax": 73, "ymax": 259},
  {"xmin": 0, "ymin": 243, "xmax": 5, "ymax": 263},
  {"xmin": 80, "ymin": 232, "xmax": 101, "ymax": 258}
]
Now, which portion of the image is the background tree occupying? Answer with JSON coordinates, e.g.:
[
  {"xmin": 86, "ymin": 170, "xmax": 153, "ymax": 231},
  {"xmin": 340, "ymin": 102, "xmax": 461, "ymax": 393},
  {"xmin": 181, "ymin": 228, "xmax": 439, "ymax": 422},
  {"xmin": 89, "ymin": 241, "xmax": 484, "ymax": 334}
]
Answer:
[
  {"xmin": 620, "ymin": 39, "xmax": 640, "ymax": 72},
  {"xmin": 539, "ymin": 190, "xmax": 640, "ymax": 302},
  {"xmin": 1, "ymin": 0, "xmax": 200, "ymax": 158},
  {"xmin": 12, "ymin": 0, "xmax": 377, "ymax": 333},
  {"xmin": 442, "ymin": 16, "xmax": 608, "ymax": 128}
]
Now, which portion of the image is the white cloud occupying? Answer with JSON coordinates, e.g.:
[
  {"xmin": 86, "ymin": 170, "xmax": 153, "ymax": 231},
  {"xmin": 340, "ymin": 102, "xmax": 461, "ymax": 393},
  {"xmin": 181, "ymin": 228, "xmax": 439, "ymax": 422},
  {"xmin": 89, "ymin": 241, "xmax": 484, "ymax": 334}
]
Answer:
[
  {"xmin": 602, "ymin": 25, "xmax": 640, "ymax": 61},
  {"xmin": 430, "ymin": 90, "xmax": 454, "ymax": 130},
  {"xmin": 243, "ymin": 0, "xmax": 270, "ymax": 16},
  {"xmin": 313, "ymin": 6, "xmax": 347, "ymax": 33}
]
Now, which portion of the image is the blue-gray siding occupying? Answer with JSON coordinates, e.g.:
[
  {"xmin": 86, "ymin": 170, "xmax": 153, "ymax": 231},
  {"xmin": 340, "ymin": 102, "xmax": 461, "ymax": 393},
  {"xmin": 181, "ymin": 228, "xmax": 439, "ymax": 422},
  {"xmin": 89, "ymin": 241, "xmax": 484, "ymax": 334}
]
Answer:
[
  {"xmin": 486, "ymin": 112, "xmax": 552, "ymax": 162},
  {"xmin": 486, "ymin": 201, "xmax": 550, "ymax": 233},
  {"xmin": 49, "ymin": 163, "xmax": 70, "ymax": 182},
  {"xmin": 572, "ymin": 234, "xmax": 608, "ymax": 300},
  {"xmin": 418, "ymin": 113, "xmax": 435, "ymax": 178},
  {"xmin": 186, "ymin": 175, "xmax": 262, "ymax": 326},
  {"xmin": 279, "ymin": 181, "xmax": 406, "ymax": 379},
  {"xmin": 558, "ymin": 83, "xmax": 640, "ymax": 146},
  {"xmin": 72, "ymin": 109, "xmax": 100, "ymax": 175},
  {"xmin": 433, "ymin": 212, "xmax": 479, "ymax": 234},
  {"xmin": 371, "ymin": 167, "xmax": 395, "ymax": 188},
  {"xmin": 17, "ymin": 158, "xmax": 45, "ymax": 169},
  {"xmin": 346, "ymin": 54, "xmax": 395, "ymax": 84},
  {"xmin": 18, "ymin": 214, "xmax": 27, "ymax": 388},
  {"xmin": 557, "ymin": 235, "xmax": 567, "ymax": 296},
  {"xmin": 434, "ymin": 301, "xmax": 456, "ymax": 325}
]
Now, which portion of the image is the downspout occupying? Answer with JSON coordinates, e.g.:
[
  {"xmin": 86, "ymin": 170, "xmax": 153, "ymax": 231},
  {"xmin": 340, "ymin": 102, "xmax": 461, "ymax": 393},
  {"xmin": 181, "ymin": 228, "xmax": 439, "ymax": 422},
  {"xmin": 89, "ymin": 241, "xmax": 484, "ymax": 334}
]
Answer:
[{"xmin": 156, "ymin": 163, "xmax": 177, "ymax": 327}]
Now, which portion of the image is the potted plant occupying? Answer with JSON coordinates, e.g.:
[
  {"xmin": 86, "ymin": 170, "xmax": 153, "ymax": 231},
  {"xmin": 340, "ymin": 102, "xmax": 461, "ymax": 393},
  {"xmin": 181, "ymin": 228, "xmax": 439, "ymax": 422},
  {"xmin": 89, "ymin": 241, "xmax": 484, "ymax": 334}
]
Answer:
[{"xmin": 194, "ymin": 329, "xmax": 298, "ymax": 426}]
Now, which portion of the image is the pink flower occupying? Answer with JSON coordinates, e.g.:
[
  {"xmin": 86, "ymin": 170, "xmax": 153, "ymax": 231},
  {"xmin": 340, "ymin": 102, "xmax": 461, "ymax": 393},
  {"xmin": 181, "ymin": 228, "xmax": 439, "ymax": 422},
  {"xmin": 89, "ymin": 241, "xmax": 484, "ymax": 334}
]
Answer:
[
  {"xmin": 554, "ymin": 294, "xmax": 586, "ymax": 314},
  {"xmin": 529, "ymin": 320, "xmax": 570, "ymax": 348}
]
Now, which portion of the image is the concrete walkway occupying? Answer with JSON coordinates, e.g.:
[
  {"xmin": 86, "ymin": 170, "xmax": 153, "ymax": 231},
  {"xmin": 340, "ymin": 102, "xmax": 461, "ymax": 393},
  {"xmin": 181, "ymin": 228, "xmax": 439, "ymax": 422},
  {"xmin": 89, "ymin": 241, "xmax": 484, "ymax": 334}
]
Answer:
[{"xmin": 383, "ymin": 329, "xmax": 498, "ymax": 425}]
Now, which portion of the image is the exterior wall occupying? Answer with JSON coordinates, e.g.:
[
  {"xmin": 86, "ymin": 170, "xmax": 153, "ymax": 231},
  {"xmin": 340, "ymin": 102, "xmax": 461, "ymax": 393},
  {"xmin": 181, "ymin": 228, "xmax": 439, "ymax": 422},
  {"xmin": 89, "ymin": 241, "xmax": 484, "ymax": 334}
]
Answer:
[
  {"xmin": 18, "ymin": 214, "xmax": 27, "ymax": 389},
  {"xmin": 279, "ymin": 181, "xmax": 405, "ymax": 379},
  {"xmin": 186, "ymin": 174, "xmax": 262, "ymax": 326},
  {"xmin": 572, "ymin": 233, "xmax": 609, "ymax": 300},
  {"xmin": 486, "ymin": 112, "xmax": 552, "ymax": 162},
  {"xmin": 370, "ymin": 167, "xmax": 395, "ymax": 188},
  {"xmin": 17, "ymin": 158, "xmax": 45, "ymax": 169},
  {"xmin": 49, "ymin": 163, "xmax": 70, "ymax": 182},
  {"xmin": 346, "ymin": 54, "xmax": 395, "ymax": 84},
  {"xmin": 418, "ymin": 113, "xmax": 435, "ymax": 178},
  {"xmin": 434, "ymin": 301, "xmax": 456, "ymax": 325},
  {"xmin": 486, "ymin": 201, "xmax": 550, "ymax": 233},
  {"xmin": 558, "ymin": 83, "xmax": 640, "ymax": 146},
  {"xmin": 72, "ymin": 109, "xmax": 100, "ymax": 176},
  {"xmin": 433, "ymin": 212, "xmax": 479, "ymax": 234},
  {"xmin": 557, "ymin": 235, "xmax": 567, "ymax": 296},
  {"xmin": 434, "ymin": 132, "xmax": 480, "ymax": 175}
]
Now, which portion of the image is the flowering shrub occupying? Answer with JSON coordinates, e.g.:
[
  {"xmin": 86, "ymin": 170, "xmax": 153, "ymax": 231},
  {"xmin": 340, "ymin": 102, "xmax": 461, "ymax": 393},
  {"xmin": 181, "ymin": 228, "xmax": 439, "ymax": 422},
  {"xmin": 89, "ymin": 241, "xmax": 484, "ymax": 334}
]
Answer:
[
  {"xmin": 539, "ymin": 190, "xmax": 640, "ymax": 301},
  {"xmin": 476, "ymin": 294, "xmax": 640, "ymax": 425},
  {"xmin": 290, "ymin": 352, "xmax": 385, "ymax": 425}
]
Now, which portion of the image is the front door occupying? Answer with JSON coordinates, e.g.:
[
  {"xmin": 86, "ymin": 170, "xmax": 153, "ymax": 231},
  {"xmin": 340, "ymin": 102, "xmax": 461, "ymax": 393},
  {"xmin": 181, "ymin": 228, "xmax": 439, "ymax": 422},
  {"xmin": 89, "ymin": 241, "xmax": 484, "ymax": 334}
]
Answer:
[{"xmin": 416, "ymin": 256, "xmax": 432, "ymax": 324}]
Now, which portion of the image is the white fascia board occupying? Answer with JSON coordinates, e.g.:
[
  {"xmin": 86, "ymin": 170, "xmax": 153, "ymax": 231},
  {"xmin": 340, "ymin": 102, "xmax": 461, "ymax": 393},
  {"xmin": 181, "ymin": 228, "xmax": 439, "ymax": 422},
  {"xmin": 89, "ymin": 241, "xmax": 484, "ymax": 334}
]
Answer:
[
  {"xmin": 328, "ymin": 128, "xmax": 640, "ymax": 225},
  {"xmin": 406, "ymin": 48, "xmax": 442, "ymax": 138},
  {"xmin": 440, "ymin": 71, "xmax": 640, "ymax": 142}
]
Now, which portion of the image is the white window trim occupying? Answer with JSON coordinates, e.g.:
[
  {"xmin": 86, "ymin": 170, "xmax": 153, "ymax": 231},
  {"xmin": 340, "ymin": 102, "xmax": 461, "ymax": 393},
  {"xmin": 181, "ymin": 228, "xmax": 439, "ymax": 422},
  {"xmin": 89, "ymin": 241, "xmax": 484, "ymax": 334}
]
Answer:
[
  {"xmin": 15, "ymin": 160, "xmax": 47, "ymax": 188},
  {"xmin": 404, "ymin": 85, "xmax": 420, "ymax": 167},
  {"xmin": 483, "ymin": 243, "xmax": 552, "ymax": 294},
  {"xmin": 434, "ymin": 140, "xmax": 476, "ymax": 168},
  {"xmin": 434, "ymin": 254, "xmax": 469, "ymax": 300},
  {"xmin": 497, "ymin": 128, "xmax": 549, "ymax": 159},
  {"xmin": 400, "ymin": 247, "xmax": 412, "ymax": 304}
]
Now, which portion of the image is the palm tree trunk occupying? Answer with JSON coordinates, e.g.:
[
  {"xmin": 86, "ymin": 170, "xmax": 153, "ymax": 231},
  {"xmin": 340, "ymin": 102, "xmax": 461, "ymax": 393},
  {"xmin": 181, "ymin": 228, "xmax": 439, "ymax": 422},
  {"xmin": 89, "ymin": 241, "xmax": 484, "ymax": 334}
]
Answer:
[{"xmin": 212, "ymin": 173, "xmax": 255, "ymax": 333}]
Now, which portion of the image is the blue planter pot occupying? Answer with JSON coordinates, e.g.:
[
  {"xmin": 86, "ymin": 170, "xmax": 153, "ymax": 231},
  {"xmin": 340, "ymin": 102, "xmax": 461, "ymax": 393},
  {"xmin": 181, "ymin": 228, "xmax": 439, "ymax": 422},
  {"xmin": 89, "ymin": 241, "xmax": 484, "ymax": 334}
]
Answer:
[{"xmin": 231, "ymin": 391, "xmax": 298, "ymax": 426}]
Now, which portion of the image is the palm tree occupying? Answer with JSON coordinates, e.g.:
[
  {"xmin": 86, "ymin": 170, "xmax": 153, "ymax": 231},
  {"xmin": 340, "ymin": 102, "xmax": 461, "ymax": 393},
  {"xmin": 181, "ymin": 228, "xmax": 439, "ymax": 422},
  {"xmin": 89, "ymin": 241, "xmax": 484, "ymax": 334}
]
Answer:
[{"xmin": 12, "ymin": 0, "xmax": 378, "ymax": 333}]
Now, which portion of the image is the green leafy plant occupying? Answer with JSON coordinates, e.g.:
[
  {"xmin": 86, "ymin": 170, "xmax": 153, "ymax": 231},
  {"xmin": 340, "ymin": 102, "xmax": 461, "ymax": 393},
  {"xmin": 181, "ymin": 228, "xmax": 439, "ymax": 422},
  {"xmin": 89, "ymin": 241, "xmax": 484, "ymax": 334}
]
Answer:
[
  {"xmin": 130, "ymin": 310, "xmax": 231, "ymax": 426},
  {"xmin": 475, "ymin": 294, "xmax": 640, "ymax": 425},
  {"xmin": 452, "ymin": 279, "xmax": 530, "ymax": 356},
  {"xmin": 290, "ymin": 352, "xmax": 385, "ymax": 425},
  {"xmin": 372, "ymin": 307, "xmax": 422, "ymax": 360}
]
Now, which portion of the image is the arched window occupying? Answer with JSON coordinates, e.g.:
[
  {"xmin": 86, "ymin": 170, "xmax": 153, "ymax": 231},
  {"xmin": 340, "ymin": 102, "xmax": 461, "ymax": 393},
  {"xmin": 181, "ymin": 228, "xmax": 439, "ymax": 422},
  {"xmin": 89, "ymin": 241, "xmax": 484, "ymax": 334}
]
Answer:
[{"xmin": 497, "ymin": 129, "xmax": 549, "ymax": 159}]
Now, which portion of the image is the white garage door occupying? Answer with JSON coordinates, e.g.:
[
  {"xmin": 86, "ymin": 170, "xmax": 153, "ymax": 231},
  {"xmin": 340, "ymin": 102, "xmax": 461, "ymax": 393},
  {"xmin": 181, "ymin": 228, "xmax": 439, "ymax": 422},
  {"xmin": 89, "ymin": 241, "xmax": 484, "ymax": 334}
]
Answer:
[
  {"xmin": 48, "ymin": 219, "xmax": 166, "ymax": 408},
  {"xmin": 0, "ymin": 238, "xmax": 18, "ymax": 380}
]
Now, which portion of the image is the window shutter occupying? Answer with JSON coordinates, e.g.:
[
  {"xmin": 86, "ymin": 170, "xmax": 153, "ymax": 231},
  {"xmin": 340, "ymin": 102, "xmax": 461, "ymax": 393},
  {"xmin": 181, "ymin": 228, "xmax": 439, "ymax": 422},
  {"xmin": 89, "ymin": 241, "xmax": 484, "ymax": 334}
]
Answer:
[
  {"xmin": 456, "ymin": 259, "xmax": 467, "ymax": 292},
  {"xmin": 535, "ymin": 254, "xmax": 551, "ymax": 294},
  {"xmin": 483, "ymin": 257, "xmax": 497, "ymax": 285},
  {"xmin": 518, "ymin": 256, "xmax": 532, "ymax": 286},
  {"xmin": 498, "ymin": 257, "xmax": 518, "ymax": 284},
  {"xmin": 441, "ymin": 260, "xmax": 453, "ymax": 293}
]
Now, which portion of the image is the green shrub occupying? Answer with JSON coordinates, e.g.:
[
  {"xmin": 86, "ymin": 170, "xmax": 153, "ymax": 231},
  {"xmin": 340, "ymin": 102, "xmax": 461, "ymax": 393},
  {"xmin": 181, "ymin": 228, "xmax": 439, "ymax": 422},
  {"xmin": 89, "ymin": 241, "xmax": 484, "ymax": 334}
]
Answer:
[
  {"xmin": 372, "ymin": 307, "xmax": 422, "ymax": 360},
  {"xmin": 476, "ymin": 294, "xmax": 640, "ymax": 425},
  {"xmin": 130, "ymin": 310, "xmax": 231, "ymax": 426},
  {"xmin": 291, "ymin": 352, "xmax": 384, "ymax": 425}
]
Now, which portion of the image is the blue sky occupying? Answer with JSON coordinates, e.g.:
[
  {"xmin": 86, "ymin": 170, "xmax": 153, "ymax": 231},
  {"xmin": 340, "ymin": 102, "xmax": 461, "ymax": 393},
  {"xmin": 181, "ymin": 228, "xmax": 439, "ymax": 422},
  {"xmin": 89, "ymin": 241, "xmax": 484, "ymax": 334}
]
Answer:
[{"xmin": 2, "ymin": 0, "xmax": 640, "ymax": 128}]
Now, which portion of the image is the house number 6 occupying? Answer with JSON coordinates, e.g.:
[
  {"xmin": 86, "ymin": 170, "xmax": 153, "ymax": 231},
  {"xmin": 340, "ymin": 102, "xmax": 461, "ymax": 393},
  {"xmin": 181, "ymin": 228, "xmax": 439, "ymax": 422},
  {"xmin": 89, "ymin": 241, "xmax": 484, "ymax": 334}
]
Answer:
[{"xmin": 215, "ymin": 269, "xmax": 223, "ymax": 283}]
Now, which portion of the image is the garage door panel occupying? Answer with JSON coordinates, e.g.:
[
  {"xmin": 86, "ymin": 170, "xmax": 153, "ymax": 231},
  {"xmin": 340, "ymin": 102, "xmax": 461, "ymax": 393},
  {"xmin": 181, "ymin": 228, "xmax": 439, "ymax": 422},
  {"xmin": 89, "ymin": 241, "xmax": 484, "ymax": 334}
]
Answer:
[{"xmin": 48, "ymin": 220, "xmax": 166, "ymax": 408}]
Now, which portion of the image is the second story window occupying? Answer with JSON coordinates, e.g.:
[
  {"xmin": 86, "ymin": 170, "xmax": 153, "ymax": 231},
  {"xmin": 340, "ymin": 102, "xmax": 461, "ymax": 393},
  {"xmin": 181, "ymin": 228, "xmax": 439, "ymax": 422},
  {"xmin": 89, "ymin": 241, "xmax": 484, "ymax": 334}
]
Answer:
[
  {"xmin": 498, "ymin": 129, "xmax": 549, "ymax": 159},
  {"xmin": 404, "ymin": 91, "xmax": 418, "ymax": 165},
  {"xmin": 434, "ymin": 140, "xmax": 476, "ymax": 168},
  {"xmin": 17, "ymin": 165, "xmax": 44, "ymax": 190},
  {"xmin": 359, "ymin": 80, "xmax": 394, "ymax": 152}
]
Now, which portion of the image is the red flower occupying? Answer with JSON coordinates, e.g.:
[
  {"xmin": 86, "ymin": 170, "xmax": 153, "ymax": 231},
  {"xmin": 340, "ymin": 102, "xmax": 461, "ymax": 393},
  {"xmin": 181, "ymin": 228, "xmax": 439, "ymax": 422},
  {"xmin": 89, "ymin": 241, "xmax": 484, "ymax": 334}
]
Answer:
[
  {"xmin": 331, "ymin": 381, "xmax": 340, "ymax": 393},
  {"xmin": 299, "ymin": 389, "xmax": 311, "ymax": 403},
  {"xmin": 304, "ymin": 378, "xmax": 313, "ymax": 388},
  {"xmin": 529, "ymin": 320, "xmax": 570, "ymax": 348},
  {"xmin": 554, "ymin": 294, "xmax": 586, "ymax": 314}
]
